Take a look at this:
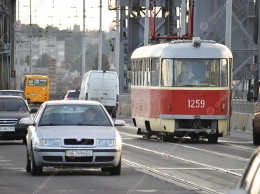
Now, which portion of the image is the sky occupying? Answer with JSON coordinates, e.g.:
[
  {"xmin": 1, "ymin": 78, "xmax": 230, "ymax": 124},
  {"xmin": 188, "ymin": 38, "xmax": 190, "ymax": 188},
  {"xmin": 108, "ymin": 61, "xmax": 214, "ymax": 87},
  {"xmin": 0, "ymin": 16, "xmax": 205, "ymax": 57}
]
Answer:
[{"xmin": 17, "ymin": 0, "xmax": 116, "ymax": 32}]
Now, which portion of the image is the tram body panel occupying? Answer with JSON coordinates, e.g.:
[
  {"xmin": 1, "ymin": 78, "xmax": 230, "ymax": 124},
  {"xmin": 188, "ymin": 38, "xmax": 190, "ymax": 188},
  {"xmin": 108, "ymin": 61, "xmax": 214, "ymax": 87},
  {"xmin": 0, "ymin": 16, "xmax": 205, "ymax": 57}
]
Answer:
[{"xmin": 131, "ymin": 88, "xmax": 231, "ymax": 117}]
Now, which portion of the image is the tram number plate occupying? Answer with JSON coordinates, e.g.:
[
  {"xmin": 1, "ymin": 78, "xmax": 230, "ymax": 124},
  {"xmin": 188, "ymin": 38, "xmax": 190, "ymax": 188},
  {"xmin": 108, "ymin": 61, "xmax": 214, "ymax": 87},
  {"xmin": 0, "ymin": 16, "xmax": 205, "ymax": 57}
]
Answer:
[
  {"xmin": 0, "ymin": 127, "xmax": 15, "ymax": 132},
  {"xmin": 65, "ymin": 150, "xmax": 92, "ymax": 157}
]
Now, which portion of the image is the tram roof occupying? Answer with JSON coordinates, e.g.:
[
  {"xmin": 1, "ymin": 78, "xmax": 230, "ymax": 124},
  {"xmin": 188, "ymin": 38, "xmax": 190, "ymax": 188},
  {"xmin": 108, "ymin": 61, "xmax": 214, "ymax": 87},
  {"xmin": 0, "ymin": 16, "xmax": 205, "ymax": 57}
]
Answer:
[{"xmin": 131, "ymin": 40, "xmax": 233, "ymax": 59}]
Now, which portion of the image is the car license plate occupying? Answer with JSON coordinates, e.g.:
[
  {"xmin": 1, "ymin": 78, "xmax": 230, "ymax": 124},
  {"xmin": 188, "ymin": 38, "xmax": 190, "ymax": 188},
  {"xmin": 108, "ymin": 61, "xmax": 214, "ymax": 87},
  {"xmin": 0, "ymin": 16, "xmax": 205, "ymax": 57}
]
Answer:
[
  {"xmin": 65, "ymin": 150, "xmax": 92, "ymax": 157},
  {"xmin": 0, "ymin": 126, "xmax": 15, "ymax": 132}
]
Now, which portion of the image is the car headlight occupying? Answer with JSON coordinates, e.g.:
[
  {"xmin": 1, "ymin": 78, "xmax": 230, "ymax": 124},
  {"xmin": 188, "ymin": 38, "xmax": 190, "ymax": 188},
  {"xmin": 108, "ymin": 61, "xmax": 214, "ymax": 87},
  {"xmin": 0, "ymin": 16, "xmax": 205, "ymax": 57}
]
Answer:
[
  {"xmin": 97, "ymin": 139, "xmax": 115, "ymax": 147},
  {"xmin": 37, "ymin": 139, "xmax": 61, "ymax": 147}
]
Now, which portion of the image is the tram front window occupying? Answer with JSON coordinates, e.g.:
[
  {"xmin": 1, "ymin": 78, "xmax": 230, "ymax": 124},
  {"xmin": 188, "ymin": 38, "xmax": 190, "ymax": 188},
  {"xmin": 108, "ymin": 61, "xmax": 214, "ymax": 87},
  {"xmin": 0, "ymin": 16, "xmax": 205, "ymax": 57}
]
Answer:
[{"xmin": 174, "ymin": 59, "xmax": 228, "ymax": 87}]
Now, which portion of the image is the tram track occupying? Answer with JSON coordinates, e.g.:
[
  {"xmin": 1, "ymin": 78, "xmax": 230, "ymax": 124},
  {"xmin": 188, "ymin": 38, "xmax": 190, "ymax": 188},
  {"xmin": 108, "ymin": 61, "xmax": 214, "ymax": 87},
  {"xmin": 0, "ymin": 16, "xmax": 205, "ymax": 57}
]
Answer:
[
  {"xmin": 122, "ymin": 141, "xmax": 242, "ymax": 177},
  {"xmin": 123, "ymin": 158, "xmax": 222, "ymax": 194},
  {"xmin": 120, "ymin": 131, "xmax": 250, "ymax": 163},
  {"xmin": 121, "ymin": 131, "xmax": 244, "ymax": 194}
]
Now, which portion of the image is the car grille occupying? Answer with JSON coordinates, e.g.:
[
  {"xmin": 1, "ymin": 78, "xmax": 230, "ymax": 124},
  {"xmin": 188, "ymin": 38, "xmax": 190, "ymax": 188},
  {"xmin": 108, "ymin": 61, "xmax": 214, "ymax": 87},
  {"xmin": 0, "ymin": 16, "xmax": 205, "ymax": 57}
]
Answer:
[
  {"xmin": 65, "ymin": 156, "xmax": 93, "ymax": 162},
  {"xmin": 95, "ymin": 156, "xmax": 114, "ymax": 162},
  {"xmin": 64, "ymin": 139, "xmax": 94, "ymax": 145},
  {"xmin": 0, "ymin": 119, "xmax": 18, "ymax": 125},
  {"xmin": 42, "ymin": 156, "xmax": 63, "ymax": 162}
]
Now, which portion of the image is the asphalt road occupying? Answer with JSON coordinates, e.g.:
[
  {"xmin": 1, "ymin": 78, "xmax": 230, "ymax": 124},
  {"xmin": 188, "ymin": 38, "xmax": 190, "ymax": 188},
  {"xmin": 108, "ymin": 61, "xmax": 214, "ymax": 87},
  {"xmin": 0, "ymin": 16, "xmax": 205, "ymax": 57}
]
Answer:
[{"xmin": 0, "ymin": 117, "xmax": 258, "ymax": 194}]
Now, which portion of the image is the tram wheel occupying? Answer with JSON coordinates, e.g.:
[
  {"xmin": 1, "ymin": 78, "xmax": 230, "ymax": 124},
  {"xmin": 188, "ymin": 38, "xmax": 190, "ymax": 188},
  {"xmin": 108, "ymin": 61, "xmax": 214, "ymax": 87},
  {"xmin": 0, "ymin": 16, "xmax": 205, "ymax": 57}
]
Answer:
[
  {"xmin": 143, "ymin": 134, "xmax": 151, "ymax": 139},
  {"xmin": 208, "ymin": 134, "xmax": 218, "ymax": 143}
]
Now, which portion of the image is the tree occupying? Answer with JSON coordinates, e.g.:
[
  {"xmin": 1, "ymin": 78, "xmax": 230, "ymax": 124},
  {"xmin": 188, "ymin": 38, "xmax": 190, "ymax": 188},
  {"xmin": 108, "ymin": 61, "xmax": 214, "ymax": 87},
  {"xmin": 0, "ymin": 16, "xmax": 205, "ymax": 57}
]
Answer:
[
  {"xmin": 94, "ymin": 53, "xmax": 110, "ymax": 71},
  {"xmin": 35, "ymin": 53, "xmax": 51, "ymax": 68}
]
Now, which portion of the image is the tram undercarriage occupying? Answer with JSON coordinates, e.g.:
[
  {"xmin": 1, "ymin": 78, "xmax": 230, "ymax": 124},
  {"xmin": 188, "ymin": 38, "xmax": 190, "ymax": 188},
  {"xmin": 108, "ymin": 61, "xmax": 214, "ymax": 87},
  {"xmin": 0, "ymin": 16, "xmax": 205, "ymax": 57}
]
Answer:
[{"xmin": 134, "ymin": 118, "xmax": 224, "ymax": 143}]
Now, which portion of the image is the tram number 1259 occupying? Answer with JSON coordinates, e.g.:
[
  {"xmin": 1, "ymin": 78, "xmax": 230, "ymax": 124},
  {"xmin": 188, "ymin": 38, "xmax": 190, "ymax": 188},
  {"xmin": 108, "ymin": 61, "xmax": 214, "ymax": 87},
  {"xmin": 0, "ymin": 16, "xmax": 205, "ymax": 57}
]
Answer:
[{"xmin": 188, "ymin": 99, "xmax": 205, "ymax": 108}]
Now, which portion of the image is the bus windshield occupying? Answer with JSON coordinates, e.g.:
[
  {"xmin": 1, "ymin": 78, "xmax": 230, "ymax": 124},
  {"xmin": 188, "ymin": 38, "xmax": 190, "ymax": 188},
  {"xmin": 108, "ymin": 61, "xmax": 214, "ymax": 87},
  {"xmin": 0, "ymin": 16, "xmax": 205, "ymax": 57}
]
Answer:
[{"xmin": 161, "ymin": 59, "xmax": 228, "ymax": 87}]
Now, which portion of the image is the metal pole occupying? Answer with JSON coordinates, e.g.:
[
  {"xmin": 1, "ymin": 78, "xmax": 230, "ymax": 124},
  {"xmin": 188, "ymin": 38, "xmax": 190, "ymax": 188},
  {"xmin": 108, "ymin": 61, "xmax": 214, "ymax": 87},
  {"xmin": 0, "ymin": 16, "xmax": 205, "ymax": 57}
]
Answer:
[
  {"xmin": 225, "ymin": 0, "xmax": 232, "ymax": 49},
  {"xmin": 181, "ymin": 0, "xmax": 186, "ymax": 36},
  {"xmin": 144, "ymin": 0, "xmax": 149, "ymax": 46},
  {"xmin": 98, "ymin": 0, "xmax": 102, "ymax": 70},
  {"xmin": 115, "ymin": 0, "xmax": 120, "ymax": 76},
  {"xmin": 82, "ymin": 0, "xmax": 86, "ymax": 76},
  {"xmin": 29, "ymin": 0, "xmax": 32, "ymax": 74}
]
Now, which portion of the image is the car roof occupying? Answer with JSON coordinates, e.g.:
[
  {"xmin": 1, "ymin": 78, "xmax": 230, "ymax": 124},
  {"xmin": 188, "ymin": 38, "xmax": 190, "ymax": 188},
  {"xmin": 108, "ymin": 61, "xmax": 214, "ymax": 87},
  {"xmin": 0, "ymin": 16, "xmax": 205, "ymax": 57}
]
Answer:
[
  {"xmin": 66, "ymin": 90, "xmax": 80, "ymax": 92},
  {"xmin": 0, "ymin": 95, "xmax": 24, "ymax": 99},
  {"xmin": 0, "ymin": 90, "xmax": 24, "ymax": 93},
  {"xmin": 43, "ymin": 100, "xmax": 101, "ymax": 106}
]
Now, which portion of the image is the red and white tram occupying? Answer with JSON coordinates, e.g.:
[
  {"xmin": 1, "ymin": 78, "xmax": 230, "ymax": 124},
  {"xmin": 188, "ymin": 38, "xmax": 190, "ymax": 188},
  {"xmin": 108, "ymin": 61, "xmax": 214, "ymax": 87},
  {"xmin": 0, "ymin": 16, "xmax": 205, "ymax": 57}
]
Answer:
[{"xmin": 130, "ymin": 37, "xmax": 233, "ymax": 143}]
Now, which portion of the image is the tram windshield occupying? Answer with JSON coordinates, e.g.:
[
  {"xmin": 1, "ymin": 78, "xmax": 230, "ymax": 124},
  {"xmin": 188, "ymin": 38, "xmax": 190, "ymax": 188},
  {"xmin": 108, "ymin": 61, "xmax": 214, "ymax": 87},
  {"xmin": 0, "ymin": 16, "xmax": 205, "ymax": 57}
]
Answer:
[{"xmin": 161, "ymin": 59, "xmax": 228, "ymax": 87}]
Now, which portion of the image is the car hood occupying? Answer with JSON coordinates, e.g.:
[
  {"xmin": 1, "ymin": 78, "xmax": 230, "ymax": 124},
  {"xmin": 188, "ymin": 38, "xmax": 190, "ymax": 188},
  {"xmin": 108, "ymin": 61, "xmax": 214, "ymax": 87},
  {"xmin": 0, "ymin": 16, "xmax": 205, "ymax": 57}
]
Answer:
[
  {"xmin": 36, "ymin": 126, "xmax": 116, "ymax": 139},
  {"xmin": 0, "ymin": 111, "xmax": 30, "ymax": 119}
]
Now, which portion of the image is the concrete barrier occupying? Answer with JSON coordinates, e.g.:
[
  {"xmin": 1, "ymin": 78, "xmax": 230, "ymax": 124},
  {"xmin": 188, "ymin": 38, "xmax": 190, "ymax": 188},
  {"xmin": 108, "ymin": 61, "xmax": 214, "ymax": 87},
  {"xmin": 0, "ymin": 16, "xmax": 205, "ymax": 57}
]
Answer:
[
  {"xmin": 230, "ymin": 112, "xmax": 254, "ymax": 131},
  {"xmin": 230, "ymin": 112, "xmax": 238, "ymax": 130}
]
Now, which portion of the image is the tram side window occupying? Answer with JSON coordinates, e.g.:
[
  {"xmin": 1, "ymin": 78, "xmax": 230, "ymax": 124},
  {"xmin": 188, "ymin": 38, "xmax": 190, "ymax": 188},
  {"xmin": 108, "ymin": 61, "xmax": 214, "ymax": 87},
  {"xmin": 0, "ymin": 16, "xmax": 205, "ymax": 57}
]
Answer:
[
  {"xmin": 141, "ymin": 59, "xmax": 147, "ymax": 86},
  {"xmin": 161, "ymin": 59, "xmax": 174, "ymax": 87},
  {"xmin": 207, "ymin": 59, "xmax": 228, "ymax": 87},
  {"xmin": 220, "ymin": 59, "xmax": 228, "ymax": 87},
  {"xmin": 137, "ymin": 60, "xmax": 142, "ymax": 86},
  {"xmin": 144, "ymin": 59, "xmax": 151, "ymax": 86},
  {"xmin": 151, "ymin": 59, "xmax": 159, "ymax": 86},
  {"xmin": 132, "ymin": 61, "xmax": 136, "ymax": 86}
]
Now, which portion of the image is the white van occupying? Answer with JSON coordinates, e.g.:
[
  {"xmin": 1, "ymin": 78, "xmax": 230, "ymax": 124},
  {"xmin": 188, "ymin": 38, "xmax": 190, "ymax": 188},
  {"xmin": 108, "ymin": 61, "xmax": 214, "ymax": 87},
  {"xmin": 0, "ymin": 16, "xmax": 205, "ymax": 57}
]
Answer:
[{"xmin": 79, "ymin": 70, "xmax": 119, "ymax": 118}]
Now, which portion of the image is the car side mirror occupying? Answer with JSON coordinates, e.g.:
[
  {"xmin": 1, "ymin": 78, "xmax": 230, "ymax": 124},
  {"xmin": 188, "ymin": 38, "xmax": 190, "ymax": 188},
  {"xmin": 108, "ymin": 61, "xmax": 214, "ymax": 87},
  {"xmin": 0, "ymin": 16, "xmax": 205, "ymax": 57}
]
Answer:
[{"xmin": 114, "ymin": 119, "xmax": 125, "ymax": 126}]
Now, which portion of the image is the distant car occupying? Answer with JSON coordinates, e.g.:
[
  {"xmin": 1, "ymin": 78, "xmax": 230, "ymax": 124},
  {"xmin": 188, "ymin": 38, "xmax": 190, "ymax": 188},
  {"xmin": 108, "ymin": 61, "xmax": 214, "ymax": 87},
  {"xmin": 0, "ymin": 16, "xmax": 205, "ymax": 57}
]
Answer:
[
  {"xmin": 20, "ymin": 100, "xmax": 125, "ymax": 176},
  {"xmin": 252, "ymin": 108, "xmax": 260, "ymax": 145},
  {"xmin": 63, "ymin": 90, "xmax": 80, "ymax": 100},
  {"xmin": 0, "ymin": 90, "xmax": 28, "ymax": 104},
  {"xmin": 225, "ymin": 147, "xmax": 260, "ymax": 194},
  {"xmin": 0, "ymin": 96, "xmax": 37, "ymax": 143}
]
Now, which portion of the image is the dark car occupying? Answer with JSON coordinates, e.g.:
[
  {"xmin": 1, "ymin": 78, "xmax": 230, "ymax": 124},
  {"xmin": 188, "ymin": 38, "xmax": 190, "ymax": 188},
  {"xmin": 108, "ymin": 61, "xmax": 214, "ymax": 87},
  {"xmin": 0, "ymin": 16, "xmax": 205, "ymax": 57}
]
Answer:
[
  {"xmin": 63, "ymin": 90, "xmax": 80, "ymax": 100},
  {"xmin": 252, "ymin": 103, "xmax": 260, "ymax": 145},
  {"xmin": 0, "ymin": 90, "xmax": 28, "ymax": 104},
  {"xmin": 226, "ymin": 147, "xmax": 260, "ymax": 194},
  {"xmin": 0, "ymin": 96, "xmax": 37, "ymax": 143}
]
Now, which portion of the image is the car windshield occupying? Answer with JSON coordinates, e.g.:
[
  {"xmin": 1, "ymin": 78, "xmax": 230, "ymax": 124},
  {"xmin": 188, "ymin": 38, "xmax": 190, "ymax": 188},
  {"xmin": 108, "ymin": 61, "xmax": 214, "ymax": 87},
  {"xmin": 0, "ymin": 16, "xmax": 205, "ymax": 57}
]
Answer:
[
  {"xmin": 0, "ymin": 91, "xmax": 26, "ymax": 100},
  {"xmin": 38, "ymin": 104, "xmax": 112, "ymax": 126},
  {"xmin": 0, "ymin": 98, "xmax": 28, "ymax": 111}
]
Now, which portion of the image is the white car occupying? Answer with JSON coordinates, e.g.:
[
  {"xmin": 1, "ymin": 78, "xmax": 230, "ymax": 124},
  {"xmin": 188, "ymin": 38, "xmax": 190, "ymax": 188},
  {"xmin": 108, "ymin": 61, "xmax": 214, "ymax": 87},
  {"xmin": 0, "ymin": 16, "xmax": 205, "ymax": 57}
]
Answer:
[
  {"xmin": 20, "ymin": 100, "xmax": 124, "ymax": 176},
  {"xmin": 63, "ymin": 89, "xmax": 80, "ymax": 100},
  {"xmin": 225, "ymin": 147, "xmax": 260, "ymax": 194}
]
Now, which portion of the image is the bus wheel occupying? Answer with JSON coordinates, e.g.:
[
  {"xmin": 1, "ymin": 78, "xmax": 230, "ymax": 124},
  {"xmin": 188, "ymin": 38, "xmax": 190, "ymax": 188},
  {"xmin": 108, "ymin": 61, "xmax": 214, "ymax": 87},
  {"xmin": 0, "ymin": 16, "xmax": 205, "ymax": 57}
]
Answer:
[{"xmin": 208, "ymin": 134, "xmax": 218, "ymax": 143}]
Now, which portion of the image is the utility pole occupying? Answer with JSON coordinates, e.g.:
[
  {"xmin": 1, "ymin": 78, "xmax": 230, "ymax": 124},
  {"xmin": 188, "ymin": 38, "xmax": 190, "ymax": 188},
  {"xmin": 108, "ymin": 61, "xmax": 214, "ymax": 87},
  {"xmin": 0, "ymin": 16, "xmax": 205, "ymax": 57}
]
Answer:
[
  {"xmin": 29, "ymin": 0, "xmax": 32, "ymax": 75},
  {"xmin": 82, "ymin": 0, "xmax": 86, "ymax": 76},
  {"xmin": 115, "ymin": 0, "xmax": 120, "ymax": 77},
  {"xmin": 98, "ymin": 0, "xmax": 102, "ymax": 70},
  {"xmin": 225, "ymin": 0, "xmax": 232, "ymax": 49},
  {"xmin": 144, "ymin": 0, "xmax": 149, "ymax": 46}
]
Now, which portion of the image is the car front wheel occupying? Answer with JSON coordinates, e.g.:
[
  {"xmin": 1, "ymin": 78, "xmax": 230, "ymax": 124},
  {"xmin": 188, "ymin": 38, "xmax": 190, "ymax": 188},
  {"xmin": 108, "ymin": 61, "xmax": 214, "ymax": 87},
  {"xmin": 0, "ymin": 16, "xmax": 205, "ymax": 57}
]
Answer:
[
  {"xmin": 30, "ymin": 148, "xmax": 43, "ymax": 176},
  {"xmin": 26, "ymin": 149, "xmax": 31, "ymax": 172},
  {"xmin": 109, "ymin": 157, "xmax": 121, "ymax": 175},
  {"xmin": 253, "ymin": 128, "xmax": 260, "ymax": 145}
]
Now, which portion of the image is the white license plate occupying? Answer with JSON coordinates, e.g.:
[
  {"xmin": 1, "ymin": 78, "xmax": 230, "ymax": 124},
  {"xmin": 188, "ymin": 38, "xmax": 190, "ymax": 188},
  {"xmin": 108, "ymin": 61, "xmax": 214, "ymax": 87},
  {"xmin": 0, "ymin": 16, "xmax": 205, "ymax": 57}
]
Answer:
[
  {"xmin": 65, "ymin": 150, "xmax": 92, "ymax": 157},
  {"xmin": 0, "ymin": 127, "xmax": 15, "ymax": 132}
]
